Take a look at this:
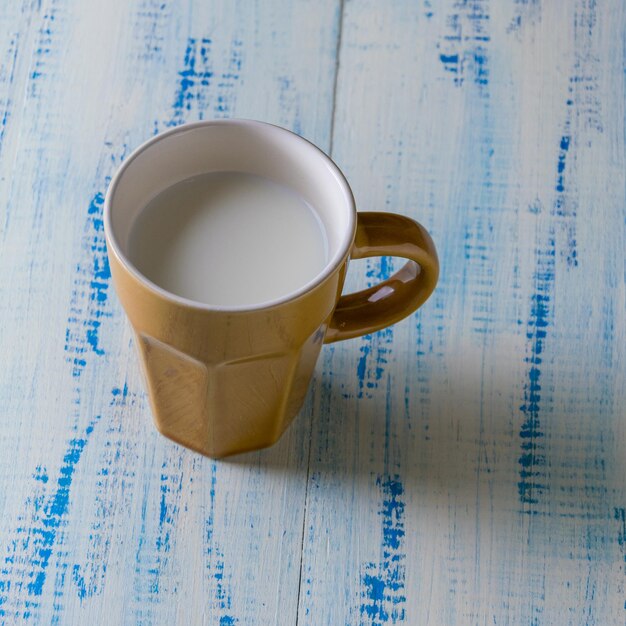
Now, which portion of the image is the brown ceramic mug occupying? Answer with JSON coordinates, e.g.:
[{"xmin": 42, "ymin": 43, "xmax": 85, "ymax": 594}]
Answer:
[{"xmin": 104, "ymin": 120, "xmax": 438, "ymax": 458}]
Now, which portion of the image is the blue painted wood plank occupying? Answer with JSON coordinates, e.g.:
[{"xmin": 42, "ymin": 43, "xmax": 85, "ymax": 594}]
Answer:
[
  {"xmin": 299, "ymin": 0, "xmax": 626, "ymax": 624},
  {"xmin": 0, "ymin": 1, "xmax": 341, "ymax": 624}
]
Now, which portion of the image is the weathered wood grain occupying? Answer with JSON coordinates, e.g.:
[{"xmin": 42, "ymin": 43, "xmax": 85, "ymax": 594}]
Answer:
[
  {"xmin": 0, "ymin": 1, "xmax": 341, "ymax": 624},
  {"xmin": 0, "ymin": 1, "xmax": 624, "ymax": 625},
  {"xmin": 299, "ymin": 0, "xmax": 625, "ymax": 624}
]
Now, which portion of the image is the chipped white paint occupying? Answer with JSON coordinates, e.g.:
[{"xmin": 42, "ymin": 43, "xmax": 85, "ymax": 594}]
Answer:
[{"xmin": 0, "ymin": 1, "xmax": 624, "ymax": 624}]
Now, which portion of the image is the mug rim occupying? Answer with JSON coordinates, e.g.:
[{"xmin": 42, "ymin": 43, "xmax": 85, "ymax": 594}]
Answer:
[{"xmin": 104, "ymin": 119, "xmax": 357, "ymax": 313}]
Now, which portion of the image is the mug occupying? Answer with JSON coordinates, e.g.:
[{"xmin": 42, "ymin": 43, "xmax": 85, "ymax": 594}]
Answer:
[{"xmin": 104, "ymin": 120, "xmax": 438, "ymax": 458}]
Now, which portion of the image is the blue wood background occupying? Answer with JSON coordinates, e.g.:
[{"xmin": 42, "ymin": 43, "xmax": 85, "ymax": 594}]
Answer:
[{"xmin": 0, "ymin": 1, "xmax": 624, "ymax": 624}]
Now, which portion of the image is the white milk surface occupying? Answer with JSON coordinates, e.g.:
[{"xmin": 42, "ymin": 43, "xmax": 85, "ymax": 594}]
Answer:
[{"xmin": 128, "ymin": 171, "xmax": 328, "ymax": 307}]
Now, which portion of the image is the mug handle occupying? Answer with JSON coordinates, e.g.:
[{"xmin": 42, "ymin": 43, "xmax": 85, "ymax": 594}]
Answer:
[{"xmin": 324, "ymin": 212, "xmax": 439, "ymax": 344}]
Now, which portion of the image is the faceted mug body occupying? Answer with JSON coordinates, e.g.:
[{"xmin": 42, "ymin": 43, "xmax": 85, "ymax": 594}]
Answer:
[{"xmin": 107, "ymin": 241, "xmax": 348, "ymax": 457}]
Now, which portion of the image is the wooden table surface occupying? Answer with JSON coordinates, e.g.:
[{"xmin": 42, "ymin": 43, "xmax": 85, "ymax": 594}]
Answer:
[{"xmin": 1, "ymin": 1, "xmax": 624, "ymax": 624}]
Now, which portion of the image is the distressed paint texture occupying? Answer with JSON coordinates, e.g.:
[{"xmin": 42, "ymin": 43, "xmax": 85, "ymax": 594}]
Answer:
[
  {"xmin": 298, "ymin": 1, "xmax": 626, "ymax": 624},
  {"xmin": 0, "ymin": 1, "xmax": 625, "ymax": 625}
]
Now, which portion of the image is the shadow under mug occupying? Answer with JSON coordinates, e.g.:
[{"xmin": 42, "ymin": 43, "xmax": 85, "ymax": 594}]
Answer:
[{"xmin": 104, "ymin": 120, "xmax": 439, "ymax": 458}]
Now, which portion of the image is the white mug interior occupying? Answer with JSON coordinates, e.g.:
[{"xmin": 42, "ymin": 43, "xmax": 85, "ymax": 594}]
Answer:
[{"xmin": 104, "ymin": 120, "xmax": 356, "ymax": 310}]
